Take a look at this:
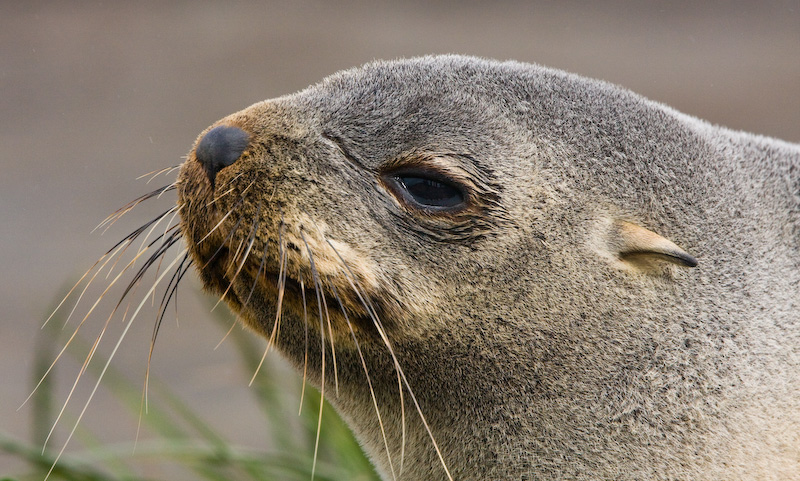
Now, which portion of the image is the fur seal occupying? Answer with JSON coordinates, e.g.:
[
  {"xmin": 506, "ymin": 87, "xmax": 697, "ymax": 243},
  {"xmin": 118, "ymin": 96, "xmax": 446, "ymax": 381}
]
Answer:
[{"xmin": 174, "ymin": 55, "xmax": 800, "ymax": 480}]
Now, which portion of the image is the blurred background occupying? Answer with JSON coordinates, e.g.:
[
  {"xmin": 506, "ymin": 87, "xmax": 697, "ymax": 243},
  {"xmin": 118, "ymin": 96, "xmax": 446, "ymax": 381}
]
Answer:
[{"xmin": 2, "ymin": 0, "xmax": 798, "ymax": 478}]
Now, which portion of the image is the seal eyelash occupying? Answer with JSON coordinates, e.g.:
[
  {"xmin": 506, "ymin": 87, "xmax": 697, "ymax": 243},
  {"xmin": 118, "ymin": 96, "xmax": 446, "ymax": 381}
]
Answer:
[{"xmin": 382, "ymin": 169, "xmax": 468, "ymax": 212}]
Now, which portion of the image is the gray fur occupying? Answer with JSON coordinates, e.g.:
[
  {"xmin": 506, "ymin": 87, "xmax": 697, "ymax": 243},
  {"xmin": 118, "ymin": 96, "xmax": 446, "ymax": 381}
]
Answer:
[{"xmin": 178, "ymin": 55, "xmax": 800, "ymax": 480}]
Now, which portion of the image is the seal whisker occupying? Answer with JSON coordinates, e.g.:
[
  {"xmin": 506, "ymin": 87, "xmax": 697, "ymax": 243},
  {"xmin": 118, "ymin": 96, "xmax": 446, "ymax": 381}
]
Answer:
[
  {"xmin": 217, "ymin": 171, "xmax": 247, "ymax": 193},
  {"xmin": 137, "ymin": 251, "xmax": 192, "ymax": 449},
  {"xmin": 44, "ymin": 231, "xmax": 182, "ymax": 451},
  {"xmin": 299, "ymin": 211, "xmax": 411, "ymax": 473},
  {"xmin": 242, "ymin": 202, "xmax": 265, "ymax": 308},
  {"xmin": 112, "ymin": 231, "xmax": 183, "ymax": 332},
  {"xmin": 213, "ymin": 215, "xmax": 257, "ymax": 311},
  {"xmin": 298, "ymin": 279, "xmax": 310, "ymax": 414},
  {"xmin": 136, "ymin": 164, "xmax": 182, "ymax": 184},
  {"xmin": 238, "ymin": 176, "xmax": 259, "ymax": 197},
  {"xmin": 23, "ymin": 223, "xmax": 179, "ymax": 414},
  {"xmin": 53, "ymin": 240, "xmax": 129, "ymax": 328},
  {"xmin": 134, "ymin": 204, "xmax": 181, "ymax": 257},
  {"xmin": 214, "ymin": 318, "xmax": 238, "ymax": 350},
  {"xmin": 109, "ymin": 231, "xmax": 183, "ymax": 332},
  {"xmin": 300, "ymin": 234, "xmax": 328, "ymax": 480},
  {"xmin": 233, "ymin": 196, "xmax": 261, "ymax": 272},
  {"xmin": 148, "ymin": 252, "xmax": 192, "ymax": 385},
  {"xmin": 300, "ymin": 231, "xmax": 340, "ymax": 395},
  {"xmin": 35, "ymin": 228, "xmax": 177, "ymax": 404},
  {"xmin": 217, "ymin": 179, "xmax": 260, "ymax": 280},
  {"xmin": 44, "ymin": 250, "xmax": 187, "ymax": 481},
  {"xmin": 198, "ymin": 198, "xmax": 244, "ymax": 245},
  {"xmin": 118, "ymin": 230, "xmax": 183, "ymax": 304},
  {"xmin": 134, "ymin": 207, "xmax": 181, "ymax": 292},
  {"xmin": 43, "ymin": 325, "xmax": 104, "ymax": 453},
  {"xmin": 201, "ymin": 212, "xmax": 243, "ymax": 271},
  {"xmin": 145, "ymin": 211, "xmax": 184, "ymax": 304},
  {"xmin": 162, "ymin": 255, "xmax": 192, "ymax": 329},
  {"xmin": 249, "ymin": 224, "xmax": 288, "ymax": 385},
  {"xmin": 108, "ymin": 211, "xmax": 179, "ymax": 255},
  {"xmin": 94, "ymin": 184, "xmax": 176, "ymax": 234},
  {"xmin": 163, "ymin": 206, "xmax": 182, "ymax": 240},
  {"xmin": 211, "ymin": 202, "xmax": 257, "ymax": 312},
  {"xmin": 49, "ymin": 211, "xmax": 174, "ymax": 325},
  {"xmin": 395, "ymin": 357, "xmax": 451, "ymax": 480},
  {"xmin": 105, "ymin": 212, "xmax": 180, "ymax": 280},
  {"xmin": 226, "ymin": 233, "xmax": 247, "ymax": 274},
  {"xmin": 205, "ymin": 172, "xmax": 250, "ymax": 208},
  {"xmin": 321, "ymin": 238, "xmax": 413, "ymax": 476},
  {"xmin": 52, "ymin": 233, "xmax": 185, "ymax": 446},
  {"xmin": 322, "ymin": 285, "xmax": 339, "ymax": 396},
  {"xmin": 242, "ymin": 241, "xmax": 267, "ymax": 308},
  {"xmin": 76, "ymin": 211, "xmax": 178, "ymax": 304},
  {"xmin": 271, "ymin": 221, "xmax": 289, "ymax": 351},
  {"xmin": 328, "ymin": 281, "xmax": 398, "ymax": 481},
  {"xmin": 18, "ymin": 253, "xmax": 116, "ymax": 410},
  {"xmin": 205, "ymin": 185, "xmax": 237, "ymax": 208}
]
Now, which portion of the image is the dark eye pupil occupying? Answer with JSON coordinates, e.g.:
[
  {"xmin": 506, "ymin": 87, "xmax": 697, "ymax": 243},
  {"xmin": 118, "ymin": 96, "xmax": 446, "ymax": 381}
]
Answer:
[{"xmin": 397, "ymin": 176, "xmax": 464, "ymax": 208}]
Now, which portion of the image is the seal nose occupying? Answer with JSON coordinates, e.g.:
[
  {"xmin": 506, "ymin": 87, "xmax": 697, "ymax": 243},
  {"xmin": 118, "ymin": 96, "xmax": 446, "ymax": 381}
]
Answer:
[{"xmin": 194, "ymin": 125, "xmax": 250, "ymax": 187}]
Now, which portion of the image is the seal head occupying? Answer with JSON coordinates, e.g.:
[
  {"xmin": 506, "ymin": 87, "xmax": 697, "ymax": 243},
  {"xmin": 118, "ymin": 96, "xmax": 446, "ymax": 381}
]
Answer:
[{"xmin": 177, "ymin": 56, "xmax": 800, "ymax": 480}]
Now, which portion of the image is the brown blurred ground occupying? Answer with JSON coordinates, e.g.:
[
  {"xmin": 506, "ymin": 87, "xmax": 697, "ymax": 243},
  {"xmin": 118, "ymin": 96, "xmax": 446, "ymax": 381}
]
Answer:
[{"xmin": 2, "ymin": 0, "xmax": 798, "ymax": 476}]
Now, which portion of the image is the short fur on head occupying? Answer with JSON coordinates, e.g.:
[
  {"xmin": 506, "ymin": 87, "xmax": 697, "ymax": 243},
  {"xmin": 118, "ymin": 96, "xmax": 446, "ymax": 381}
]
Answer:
[{"xmin": 176, "ymin": 56, "xmax": 800, "ymax": 480}]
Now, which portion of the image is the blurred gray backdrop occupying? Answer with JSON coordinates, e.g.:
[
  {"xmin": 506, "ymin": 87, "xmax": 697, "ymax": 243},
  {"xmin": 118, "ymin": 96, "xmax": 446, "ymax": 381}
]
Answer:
[{"xmin": 2, "ymin": 0, "xmax": 798, "ymax": 476}]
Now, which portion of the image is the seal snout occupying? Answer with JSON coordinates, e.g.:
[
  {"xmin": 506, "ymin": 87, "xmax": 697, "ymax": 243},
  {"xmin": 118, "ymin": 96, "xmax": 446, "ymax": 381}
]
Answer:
[{"xmin": 194, "ymin": 125, "xmax": 250, "ymax": 187}]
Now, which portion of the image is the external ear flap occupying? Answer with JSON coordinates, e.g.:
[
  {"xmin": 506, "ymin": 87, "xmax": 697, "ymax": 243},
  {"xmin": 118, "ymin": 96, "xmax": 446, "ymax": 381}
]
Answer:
[{"xmin": 611, "ymin": 220, "xmax": 697, "ymax": 269}]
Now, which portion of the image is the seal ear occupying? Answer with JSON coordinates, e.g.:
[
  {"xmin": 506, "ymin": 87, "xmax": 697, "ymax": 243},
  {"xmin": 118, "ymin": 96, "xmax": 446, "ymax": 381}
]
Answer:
[{"xmin": 607, "ymin": 220, "xmax": 697, "ymax": 271}]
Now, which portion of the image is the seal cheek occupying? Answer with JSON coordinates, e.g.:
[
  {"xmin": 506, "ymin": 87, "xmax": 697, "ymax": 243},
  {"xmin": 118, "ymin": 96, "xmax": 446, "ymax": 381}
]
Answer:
[
  {"xmin": 285, "ymin": 220, "xmax": 381, "ymax": 300},
  {"xmin": 323, "ymin": 239, "xmax": 381, "ymax": 289}
]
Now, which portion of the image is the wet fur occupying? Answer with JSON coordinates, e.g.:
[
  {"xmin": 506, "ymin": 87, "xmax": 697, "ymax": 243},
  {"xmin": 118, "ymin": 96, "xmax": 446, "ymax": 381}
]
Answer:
[{"xmin": 51, "ymin": 56, "xmax": 800, "ymax": 480}]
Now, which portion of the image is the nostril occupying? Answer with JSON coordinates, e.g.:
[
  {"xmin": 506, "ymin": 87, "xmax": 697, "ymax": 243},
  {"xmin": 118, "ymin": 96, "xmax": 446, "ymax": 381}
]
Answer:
[{"xmin": 195, "ymin": 125, "xmax": 250, "ymax": 187}]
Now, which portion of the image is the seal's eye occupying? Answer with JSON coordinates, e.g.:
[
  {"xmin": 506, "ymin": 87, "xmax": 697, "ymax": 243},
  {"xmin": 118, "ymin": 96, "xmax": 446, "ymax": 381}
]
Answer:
[{"xmin": 394, "ymin": 174, "xmax": 465, "ymax": 209}]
